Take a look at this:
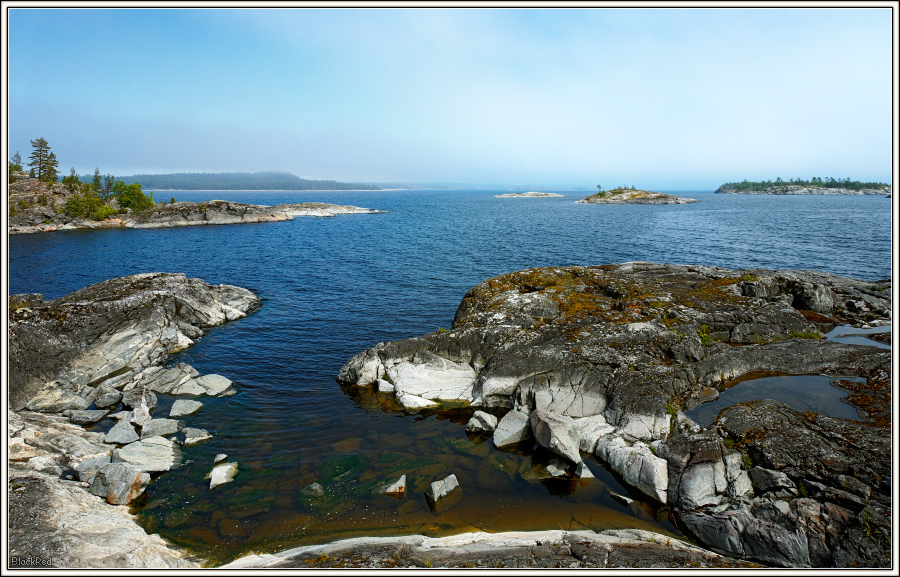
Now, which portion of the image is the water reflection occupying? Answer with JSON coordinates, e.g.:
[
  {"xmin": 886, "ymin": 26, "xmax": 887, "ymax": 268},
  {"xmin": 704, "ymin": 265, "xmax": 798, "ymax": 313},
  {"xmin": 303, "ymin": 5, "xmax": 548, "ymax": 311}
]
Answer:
[{"xmin": 686, "ymin": 374, "xmax": 863, "ymax": 427}]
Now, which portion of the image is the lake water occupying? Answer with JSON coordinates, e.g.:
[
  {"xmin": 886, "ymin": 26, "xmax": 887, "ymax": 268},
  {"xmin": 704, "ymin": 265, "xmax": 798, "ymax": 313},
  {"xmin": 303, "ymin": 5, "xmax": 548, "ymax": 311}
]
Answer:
[{"xmin": 7, "ymin": 189, "xmax": 892, "ymax": 564}]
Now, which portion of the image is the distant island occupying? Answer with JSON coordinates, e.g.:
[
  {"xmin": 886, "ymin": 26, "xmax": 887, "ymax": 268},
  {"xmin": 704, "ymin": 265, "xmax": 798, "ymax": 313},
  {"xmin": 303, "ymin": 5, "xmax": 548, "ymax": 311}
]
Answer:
[
  {"xmin": 716, "ymin": 178, "xmax": 890, "ymax": 195},
  {"xmin": 577, "ymin": 186, "xmax": 698, "ymax": 205},
  {"xmin": 494, "ymin": 191, "xmax": 564, "ymax": 198},
  {"xmin": 114, "ymin": 171, "xmax": 381, "ymax": 191}
]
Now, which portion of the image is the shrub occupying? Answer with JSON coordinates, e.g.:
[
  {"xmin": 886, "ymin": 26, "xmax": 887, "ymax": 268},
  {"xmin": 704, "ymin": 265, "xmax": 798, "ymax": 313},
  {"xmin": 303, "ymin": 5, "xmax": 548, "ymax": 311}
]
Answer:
[
  {"xmin": 697, "ymin": 324, "xmax": 712, "ymax": 346},
  {"xmin": 741, "ymin": 453, "xmax": 753, "ymax": 470}
]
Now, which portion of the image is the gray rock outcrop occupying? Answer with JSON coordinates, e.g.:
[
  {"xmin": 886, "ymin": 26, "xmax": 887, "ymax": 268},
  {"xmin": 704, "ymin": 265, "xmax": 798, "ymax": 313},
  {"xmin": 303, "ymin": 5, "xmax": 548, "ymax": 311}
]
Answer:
[
  {"xmin": 9, "ymin": 272, "xmax": 261, "ymax": 411},
  {"xmin": 337, "ymin": 262, "xmax": 891, "ymax": 567},
  {"xmin": 9, "ymin": 197, "xmax": 385, "ymax": 235}
]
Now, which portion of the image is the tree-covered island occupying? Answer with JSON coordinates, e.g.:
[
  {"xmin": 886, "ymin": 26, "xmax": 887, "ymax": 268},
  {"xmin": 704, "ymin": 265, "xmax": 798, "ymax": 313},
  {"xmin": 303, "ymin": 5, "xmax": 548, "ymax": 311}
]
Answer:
[{"xmin": 716, "ymin": 177, "xmax": 891, "ymax": 195}]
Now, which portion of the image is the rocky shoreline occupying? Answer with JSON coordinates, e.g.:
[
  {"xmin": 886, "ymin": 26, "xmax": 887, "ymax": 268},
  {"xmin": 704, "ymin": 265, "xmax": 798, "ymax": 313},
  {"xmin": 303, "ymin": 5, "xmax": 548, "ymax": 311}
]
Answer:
[
  {"xmin": 8, "ymin": 273, "xmax": 260, "ymax": 568},
  {"xmin": 7, "ymin": 264, "xmax": 893, "ymax": 568},
  {"xmin": 336, "ymin": 262, "xmax": 892, "ymax": 568},
  {"xmin": 577, "ymin": 190, "xmax": 699, "ymax": 204},
  {"xmin": 715, "ymin": 185, "xmax": 890, "ymax": 195},
  {"xmin": 9, "ymin": 199, "xmax": 384, "ymax": 235}
]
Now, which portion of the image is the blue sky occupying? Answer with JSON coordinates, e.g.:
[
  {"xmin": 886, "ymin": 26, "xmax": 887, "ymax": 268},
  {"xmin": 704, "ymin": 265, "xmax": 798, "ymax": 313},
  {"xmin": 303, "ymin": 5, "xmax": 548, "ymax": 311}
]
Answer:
[{"xmin": 6, "ymin": 7, "xmax": 894, "ymax": 188}]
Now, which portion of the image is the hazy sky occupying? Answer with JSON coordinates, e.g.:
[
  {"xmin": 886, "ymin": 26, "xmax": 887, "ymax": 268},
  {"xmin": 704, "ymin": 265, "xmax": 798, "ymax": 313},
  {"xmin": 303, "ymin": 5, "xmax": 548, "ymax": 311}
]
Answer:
[{"xmin": 6, "ymin": 7, "xmax": 894, "ymax": 188}]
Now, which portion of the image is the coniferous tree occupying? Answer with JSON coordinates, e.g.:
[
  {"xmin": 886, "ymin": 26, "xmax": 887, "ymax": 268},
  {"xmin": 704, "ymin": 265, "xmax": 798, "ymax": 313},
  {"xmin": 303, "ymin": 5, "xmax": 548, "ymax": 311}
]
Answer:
[
  {"xmin": 92, "ymin": 168, "xmax": 102, "ymax": 192},
  {"xmin": 28, "ymin": 137, "xmax": 53, "ymax": 181},
  {"xmin": 10, "ymin": 151, "xmax": 22, "ymax": 171},
  {"xmin": 46, "ymin": 151, "xmax": 60, "ymax": 183},
  {"xmin": 104, "ymin": 174, "xmax": 115, "ymax": 196}
]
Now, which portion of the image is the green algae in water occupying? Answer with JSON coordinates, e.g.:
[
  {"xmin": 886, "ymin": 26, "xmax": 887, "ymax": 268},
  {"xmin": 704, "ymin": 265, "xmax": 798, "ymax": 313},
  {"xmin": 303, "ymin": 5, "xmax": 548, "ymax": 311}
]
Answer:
[{"xmin": 132, "ymin": 411, "xmax": 684, "ymax": 567}]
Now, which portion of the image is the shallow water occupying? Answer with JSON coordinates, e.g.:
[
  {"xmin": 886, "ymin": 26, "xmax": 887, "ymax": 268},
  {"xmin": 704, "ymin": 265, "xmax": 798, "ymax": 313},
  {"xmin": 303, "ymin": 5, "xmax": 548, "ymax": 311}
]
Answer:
[
  {"xmin": 685, "ymin": 374, "xmax": 865, "ymax": 427},
  {"xmin": 8, "ymin": 189, "xmax": 892, "ymax": 563}
]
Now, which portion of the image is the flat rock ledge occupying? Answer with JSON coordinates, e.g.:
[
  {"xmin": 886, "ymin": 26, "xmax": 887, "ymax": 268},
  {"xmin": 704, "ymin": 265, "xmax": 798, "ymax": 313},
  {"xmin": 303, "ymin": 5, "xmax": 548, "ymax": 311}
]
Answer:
[
  {"xmin": 8, "ymin": 273, "xmax": 261, "ymax": 568},
  {"xmin": 223, "ymin": 529, "xmax": 758, "ymax": 568},
  {"xmin": 337, "ymin": 261, "xmax": 891, "ymax": 568},
  {"xmin": 577, "ymin": 190, "xmax": 698, "ymax": 204},
  {"xmin": 9, "ymin": 200, "xmax": 384, "ymax": 235}
]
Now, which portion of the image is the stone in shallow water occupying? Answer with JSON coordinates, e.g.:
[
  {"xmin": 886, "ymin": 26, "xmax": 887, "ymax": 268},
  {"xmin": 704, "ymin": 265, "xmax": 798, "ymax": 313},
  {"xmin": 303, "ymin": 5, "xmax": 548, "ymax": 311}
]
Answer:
[
  {"xmin": 169, "ymin": 399, "xmax": 203, "ymax": 418},
  {"xmin": 93, "ymin": 386, "xmax": 122, "ymax": 409},
  {"xmin": 214, "ymin": 453, "xmax": 228, "ymax": 464},
  {"xmin": 104, "ymin": 420, "xmax": 140, "ymax": 445},
  {"xmin": 493, "ymin": 410, "xmax": 533, "ymax": 449},
  {"xmin": 424, "ymin": 474, "xmax": 460, "ymax": 510},
  {"xmin": 300, "ymin": 482, "xmax": 325, "ymax": 497},
  {"xmin": 530, "ymin": 409, "xmax": 581, "ymax": 464},
  {"xmin": 69, "ymin": 410, "xmax": 110, "ymax": 426},
  {"xmin": 140, "ymin": 418, "xmax": 183, "ymax": 438},
  {"xmin": 194, "ymin": 374, "xmax": 234, "ymax": 396},
  {"xmin": 111, "ymin": 435, "xmax": 180, "ymax": 472},
  {"xmin": 183, "ymin": 427, "xmax": 213, "ymax": 446},
  {"xmin": 208, "ymin": 462, "xmax": 239, "ymax": 489},
  {"xmin": 465, "ymin": 410, "xmax": 498, "ymax": 435},
  {"xmin": 374, "ymin": 475, "xmax": 407, "ymax": 498}
]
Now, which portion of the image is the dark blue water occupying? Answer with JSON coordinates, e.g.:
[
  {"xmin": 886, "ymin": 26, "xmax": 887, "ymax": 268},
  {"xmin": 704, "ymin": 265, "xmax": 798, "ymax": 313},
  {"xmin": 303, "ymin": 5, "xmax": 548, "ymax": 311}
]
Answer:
[{"xmin": 8, "ymin": 190, "xmax": 892, "ymax": 563}]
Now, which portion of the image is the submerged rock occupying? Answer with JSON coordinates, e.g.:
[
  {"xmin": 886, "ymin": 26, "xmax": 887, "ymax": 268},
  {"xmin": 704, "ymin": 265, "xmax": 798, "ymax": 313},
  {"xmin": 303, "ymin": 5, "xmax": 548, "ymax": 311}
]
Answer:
[
  {"xmin": 208, "ymin": 462, "xmax": 239, "ymax": 490},
  {"xmin": 337, "ymin": 262, "xmax": 891, "ymax": 567}
]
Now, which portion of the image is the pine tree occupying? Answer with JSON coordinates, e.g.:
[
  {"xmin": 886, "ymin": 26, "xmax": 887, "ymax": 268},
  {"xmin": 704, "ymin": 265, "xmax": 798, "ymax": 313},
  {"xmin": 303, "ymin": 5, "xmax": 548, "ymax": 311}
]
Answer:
[
  {"xmin": 10, "ymin": 151, "xmax": 22, "ymax": 171},
  {"xmin": 46, "ymin": 151, "xmax": 60, "ymax": 182},
  {"xmin": 28, "ymin": 137, "xmax": 53, "ymax": 181},
  {"xmin": 93, "ymin": 168, "xmax": 102, "ymax": 192}
]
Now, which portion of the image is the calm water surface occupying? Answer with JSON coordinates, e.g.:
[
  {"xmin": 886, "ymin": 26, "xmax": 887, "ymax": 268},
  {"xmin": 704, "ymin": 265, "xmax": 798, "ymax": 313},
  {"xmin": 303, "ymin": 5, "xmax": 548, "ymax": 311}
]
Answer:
[{"xmin": 8, "ymin": 190, "xmax": 892, "ymax": 563}]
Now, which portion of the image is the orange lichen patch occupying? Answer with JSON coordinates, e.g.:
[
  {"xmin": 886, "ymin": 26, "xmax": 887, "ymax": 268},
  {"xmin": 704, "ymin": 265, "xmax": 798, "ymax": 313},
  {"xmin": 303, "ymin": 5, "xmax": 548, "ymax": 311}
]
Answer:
[
  {"xmin": 798, "ymin": 310, "xmax": 840, "ymax": 324},
  {"xmin": 831, "ymin": 368, "xmax": 891, "ymax": 429},
  {"xmin": 454, "ymin": 266, "xmax": 758, "ymax": 331}
]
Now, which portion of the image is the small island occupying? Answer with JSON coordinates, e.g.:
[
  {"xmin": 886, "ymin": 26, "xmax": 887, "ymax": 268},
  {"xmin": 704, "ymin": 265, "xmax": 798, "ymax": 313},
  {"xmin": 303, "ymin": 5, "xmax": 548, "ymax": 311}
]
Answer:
[
  {"xmin": 715, "ymin": 178, "xmax": 891, "ymax": 195},
  {"xmin": 494, "ymin": 191, "xmax": 565, "ymax": 198},
  {"xmin": 577, "ymin": 186, "xmax": 698, "ymax": 205}
]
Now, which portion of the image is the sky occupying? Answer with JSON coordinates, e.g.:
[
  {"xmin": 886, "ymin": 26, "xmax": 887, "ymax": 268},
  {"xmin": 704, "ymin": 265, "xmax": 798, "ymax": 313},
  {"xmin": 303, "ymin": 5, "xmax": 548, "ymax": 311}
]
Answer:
[{"xmin": 5, "ymin": 6, "xmax": 895, "ymax": 189}]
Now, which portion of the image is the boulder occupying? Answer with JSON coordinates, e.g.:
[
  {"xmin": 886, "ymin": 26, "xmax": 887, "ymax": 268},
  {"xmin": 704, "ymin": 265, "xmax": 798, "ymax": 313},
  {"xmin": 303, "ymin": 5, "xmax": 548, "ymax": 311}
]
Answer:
[
  {"xmin": 121, "ymin": 389, "xmax": 157, "ymax": 411},
  {"xmin": 424, "ymin": 474, "xmax": 460, "ymax": 510},
  {"xmin": 69, "ymin": 410, "xmax": 109, "ymax": 427},
  {"xmin": 104, "ymin": 420, "xmax": 140, "ymax": 445},
  {"xmin": 74, "ymin": 456, "xmax": 112, "ymax": 484},
  {"xmin": 465, "ymin": 410, "xmax": 498, "ymax": 435},
  {"xmin": 111, "ymin": 436, "xmax": 180, "ymax": 472},
  {"xmin": 492, "ymin": 410, "xmax": 533, "ymax": 449},
  {"xmin": 194, "ymin": 374, "xmax": 234, "ymax": 396},
  {"xmin": 140, "ymin": 419, "xmax": 183, "ymax": 439},
  {"xmin": 169, "ymin": 399, "xmax": 203, "ymax": 418},
  {"xmin": 90, "ymin": 463, "xmax": 151, "ymax": 505},
  {"xmin": 183, "ymin": 427, "xmax": 212, "ymax": 447},
  {"xmin": 529, "ymin": 409, "xmax": 582, "ymax": 464},
  {"xmin": 93, "ymin": 386, "xmax": 123, "ymax": 409}
]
